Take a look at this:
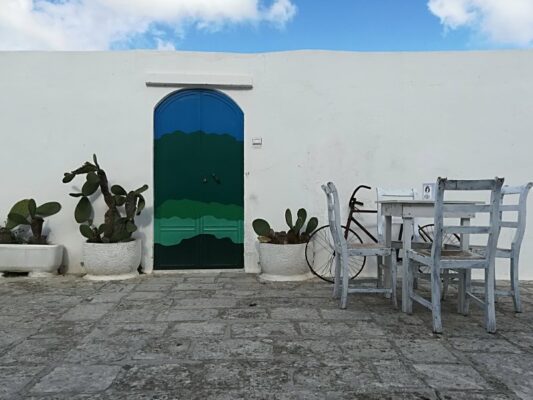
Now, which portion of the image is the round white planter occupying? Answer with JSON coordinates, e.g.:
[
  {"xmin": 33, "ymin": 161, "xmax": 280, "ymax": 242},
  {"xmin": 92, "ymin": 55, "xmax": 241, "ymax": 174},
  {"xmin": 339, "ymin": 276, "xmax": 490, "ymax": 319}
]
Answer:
[
  {"xmin": 0, "ymin": 244, "xmax": 63, "ymax": 277},
  {"xmin": 83, "ymin": 239, "xmax": 141, "ymax": 281},
  {"xmin": 258, "ymin": 242, "xmax": 314, "ymax": 281}
]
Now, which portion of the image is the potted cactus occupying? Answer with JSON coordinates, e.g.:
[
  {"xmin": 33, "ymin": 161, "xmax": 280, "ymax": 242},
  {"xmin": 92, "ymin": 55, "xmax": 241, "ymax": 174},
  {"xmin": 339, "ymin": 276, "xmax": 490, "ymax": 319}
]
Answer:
[
  {"xmin": 63, "ymin": 154, "xmax": 148, "ymax": 280},
  {"xmin": 0, "ymin": 199, "xmax": 63, "ymax": 277},
  {"xmin": 252, "ymin": 208, "xmax": 318, "ymax": 281}
]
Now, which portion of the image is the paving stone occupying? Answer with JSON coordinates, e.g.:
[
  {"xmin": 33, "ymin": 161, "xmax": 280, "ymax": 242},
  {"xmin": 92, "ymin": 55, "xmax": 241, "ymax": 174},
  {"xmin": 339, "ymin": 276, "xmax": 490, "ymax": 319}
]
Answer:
[
  {"xmin": 167, "ymin": 289, "xmax": 216, "ymax": 299},
  {"xmin": 173, "ymin": 298, "xmax": 237, "ymax": 309},
  {"xmin": 413, "ymin": 363, "xmax": 490, "ymax": 390},
  {"xmin": 326, "ymin": 390, "xmax": 439, "ymax": 399},
  {"xmin": 0, "ymin": 275, "xmax": 531, "ymax": 399},
  {"xmin": 31, "ymin": 365, "xmax": 121, "ymax": 393},
  {"xmin": 499, "ymin": 330, "xmax": 533, "ymax": 352},
  {"xmin": 168, "ymin": 322, "xmax": 227, "ymax": 338},
  {"xmin": 299, "ymin": 321, "xmax": 385, "ymax": 337},
  {"xmin": 111, "ymin": 363, "xmax": 201, "ymax": 392},
  {"xmin": 270, "ymin": 307, "xmax": 321, "ymax": 320},
  {"xmin": 0, "ymin": 337, "xmax": 76, "ymax": 364},
  {"xmin": 319, "ymin": 308, "xmax": 373, "ymax": 320},
  {"xmin": 60, "ymin": 303, "xmax": 115, "ymax": 321},
  {"xmin": 173, "ymin": 283, "xmax": 226, "ymax": 290},
  {"xmin": 190, "ymin": 339, "xmax": 273, "ymax": 360},
  {"xmin": 101, "ymin": 302, "xmax": 161, "ymax": 323},
  {"xmin": 274, "ymin": 339, "xmax": 347, "ymax": 366},
  {"xmin": 124, "ymin": 291, "xmax": 167, "ymax": 300},
  {"xmin": 373, "ymin": 359, "xmax": 427, "ymax": 389},
  {"xmin": 133, "ymin": 339, "xmax": 191, "ymax": 362},
  {"xmin": 29, "ymin": 321, "xmax": 94, "ymax": 339},
  {"xmin": 395, "ymin": 339, "xmax": 458, "ymax": 363},
  {"xmin": 156, "ymin": 308, "xmax": 219, "ymax": 322},
  {"xmin": 219, "ymin": 307, "xmax": 269, "ymax": 320},
  {"xmin": 469, "ymin": 353, "xmax": 533, "ymax": 400},
  {"xmin": 292, "ymin": 362, "xmax": 378, "ymax": 391},
  {"xmin": 184, "ymin": 275, "xmax": 218, "ymax": 283},
  {"xmin": 201, "ymin": 360, "xmax": 291, "ymax": 389},
  {"xmin": 231, "ymin": 322, "xmax": 299, "ymax": 338},
  {"xmin": 338, "ymin": 339, "xmax": 399, "ymax": 361},
  {"xmin": 437, "ymin": 391, "xmax": 520, "ymax": 400},
  {"xmin": 447, "ymin": 337, "xmax": 522, "ymax": 353},
  {"xmin": 0, "ymin": 365, "xmax": 44, "ymax": 399}
]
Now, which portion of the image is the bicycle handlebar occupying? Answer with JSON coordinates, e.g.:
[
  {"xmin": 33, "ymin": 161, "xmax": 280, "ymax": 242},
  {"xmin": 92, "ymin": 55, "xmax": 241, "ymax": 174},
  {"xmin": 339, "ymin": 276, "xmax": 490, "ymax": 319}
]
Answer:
[{"xmin": 349, "ymin": 184, "xmax": 372, "ymax": 209}]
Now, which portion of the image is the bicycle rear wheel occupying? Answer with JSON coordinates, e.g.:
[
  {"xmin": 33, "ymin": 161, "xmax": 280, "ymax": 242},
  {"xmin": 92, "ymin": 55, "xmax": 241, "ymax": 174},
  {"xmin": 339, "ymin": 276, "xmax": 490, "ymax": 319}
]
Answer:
[
  {"xmin": 305, "ymin": 225, "xmax": 366, "ymax": 283},
  {"xmin": 417, "ymin": 224, "xmax": 461, "ymax": 273}
]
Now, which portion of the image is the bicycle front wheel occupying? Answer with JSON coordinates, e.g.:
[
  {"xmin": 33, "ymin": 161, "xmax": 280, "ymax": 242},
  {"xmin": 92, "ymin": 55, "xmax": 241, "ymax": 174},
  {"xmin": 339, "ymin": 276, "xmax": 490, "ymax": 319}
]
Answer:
[{"xmin": 305, "ymin": 225, "xmax": 366, "ymax": 283}]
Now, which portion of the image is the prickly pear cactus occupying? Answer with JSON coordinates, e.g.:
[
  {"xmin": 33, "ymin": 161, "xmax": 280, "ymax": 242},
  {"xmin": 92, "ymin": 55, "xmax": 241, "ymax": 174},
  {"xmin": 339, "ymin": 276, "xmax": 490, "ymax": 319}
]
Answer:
[
  {"xmin": 252, "ymin": 208, "xmax": 319, "ymax": 244},
  {"xmin": 63, "ymin": 154, "xmax": 148, "ymax": 243},
  {"xmin": 4, "ymin": 198, "xmax": 61, "ymax": 244}
]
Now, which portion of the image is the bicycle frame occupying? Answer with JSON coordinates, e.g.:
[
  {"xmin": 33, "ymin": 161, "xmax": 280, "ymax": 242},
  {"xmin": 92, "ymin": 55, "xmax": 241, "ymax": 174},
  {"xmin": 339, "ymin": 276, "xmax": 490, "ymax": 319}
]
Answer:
[{"xmin": 344, "ymin": 185, "xmax": 378, "ymax": 243}]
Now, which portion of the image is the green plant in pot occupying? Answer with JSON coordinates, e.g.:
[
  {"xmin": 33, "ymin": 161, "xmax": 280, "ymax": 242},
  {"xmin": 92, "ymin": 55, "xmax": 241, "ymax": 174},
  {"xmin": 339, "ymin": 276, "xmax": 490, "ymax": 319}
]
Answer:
[
  {"xmin": 4, "ymin": 199, "xmax": 61, "ymax": 244},
  {"xmin": 63, "ymin": 154, "xmax": 148, "ymax": 280},
  {"xmin": 253, "ymin": 208, "xmax": 318, "ymax": 244},
  {"xmin": 0, "ymin": 199, "xmax": 63, "ymax": 277},
  {"xmin": 252, "ymin": 208, "xmax": 318, "ymax": 281}
]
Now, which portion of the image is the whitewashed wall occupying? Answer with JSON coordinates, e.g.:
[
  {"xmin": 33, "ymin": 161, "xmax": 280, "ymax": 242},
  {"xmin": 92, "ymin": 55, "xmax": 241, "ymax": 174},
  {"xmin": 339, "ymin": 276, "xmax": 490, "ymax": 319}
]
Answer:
[{"xmin": 0, "ymin": 50, "xmax": 532, "ymax": 279}]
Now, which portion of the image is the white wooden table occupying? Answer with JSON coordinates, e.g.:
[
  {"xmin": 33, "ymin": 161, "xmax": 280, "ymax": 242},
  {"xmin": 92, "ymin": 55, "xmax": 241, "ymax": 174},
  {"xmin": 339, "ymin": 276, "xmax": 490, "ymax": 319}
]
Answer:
[{"xmin": 378, "ymin": 200, "xmax": 477, "ymax": 313}]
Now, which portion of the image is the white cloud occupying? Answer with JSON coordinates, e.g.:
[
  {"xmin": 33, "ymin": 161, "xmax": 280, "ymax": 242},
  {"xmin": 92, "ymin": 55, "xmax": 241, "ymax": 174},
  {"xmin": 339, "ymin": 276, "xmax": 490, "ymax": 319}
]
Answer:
[
  {"xmin": 0, "ymin": 0, "xmax": 297, "ymax": 50},
  {"xmin": 428, "ymin": 0, "xmax": 533, "ymax": 46}
]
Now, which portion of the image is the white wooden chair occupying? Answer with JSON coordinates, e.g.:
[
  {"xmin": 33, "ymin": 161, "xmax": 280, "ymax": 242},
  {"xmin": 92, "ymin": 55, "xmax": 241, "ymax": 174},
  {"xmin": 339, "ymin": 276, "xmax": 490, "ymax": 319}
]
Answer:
[
  {"xmin": 404, "ymin": 177, "xmax": 504, "ymax": 333},
  {"xmin": 322, "ymin": 182, "xmax": 397, "ymax": 309},
  {"xmin": 469, "ymin": 182, "xmax": 533, "ymax": 312}
]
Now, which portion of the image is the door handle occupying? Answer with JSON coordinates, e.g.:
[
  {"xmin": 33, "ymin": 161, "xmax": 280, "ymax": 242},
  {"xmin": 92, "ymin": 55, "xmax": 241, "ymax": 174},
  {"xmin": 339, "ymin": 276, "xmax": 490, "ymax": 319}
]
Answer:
[
  {"xmin": 211, "ymin": 173, "xmax": 221, "ymax": 184},
  {"xmin": 202, "ymin": 177, "xmax": 208, "ymax": 184}
]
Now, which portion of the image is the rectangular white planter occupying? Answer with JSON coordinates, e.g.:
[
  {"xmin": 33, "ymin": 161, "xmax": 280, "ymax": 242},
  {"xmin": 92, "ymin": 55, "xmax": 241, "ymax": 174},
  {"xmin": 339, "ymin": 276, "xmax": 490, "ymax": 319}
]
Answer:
[{"xmin": 0, "ymin": 244, "xmax": 63, "ymax": 276}]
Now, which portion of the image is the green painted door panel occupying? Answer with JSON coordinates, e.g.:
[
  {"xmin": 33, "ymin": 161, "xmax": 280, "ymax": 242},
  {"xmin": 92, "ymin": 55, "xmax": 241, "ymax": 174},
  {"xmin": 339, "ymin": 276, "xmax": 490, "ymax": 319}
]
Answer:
[{"xmin": 154, "ymin": 89, "xmax": 244, "ymax": 269}]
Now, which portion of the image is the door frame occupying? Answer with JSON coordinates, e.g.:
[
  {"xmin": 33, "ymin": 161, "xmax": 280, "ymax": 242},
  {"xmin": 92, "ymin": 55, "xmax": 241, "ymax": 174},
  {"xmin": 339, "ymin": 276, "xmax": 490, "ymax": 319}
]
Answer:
[{"xmin": 152, "ymin": 88, "xmax": 245, "ymax": 270}]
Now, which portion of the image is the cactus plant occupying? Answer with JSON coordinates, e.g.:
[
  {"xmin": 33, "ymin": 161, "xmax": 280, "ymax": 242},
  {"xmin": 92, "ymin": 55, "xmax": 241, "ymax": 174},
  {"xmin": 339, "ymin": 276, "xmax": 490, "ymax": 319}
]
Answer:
[
  {"xmin": 252, "ymin": 208, "xmax": 318, "ymax": 244},
  {"xmin": 1, "ymin": 199, "xmax": 61, "ymax": 244},
  {"xmin": 63, "ymin": 154, "xmax": 148, "ymax": 243}
]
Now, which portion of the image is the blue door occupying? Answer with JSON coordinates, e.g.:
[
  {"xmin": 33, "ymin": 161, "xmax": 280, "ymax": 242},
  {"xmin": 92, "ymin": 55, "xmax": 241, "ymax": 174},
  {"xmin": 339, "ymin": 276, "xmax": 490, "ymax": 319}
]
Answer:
[{"xmin": 154, "ymin": 89, "xmax": 244, "ymax": 269}]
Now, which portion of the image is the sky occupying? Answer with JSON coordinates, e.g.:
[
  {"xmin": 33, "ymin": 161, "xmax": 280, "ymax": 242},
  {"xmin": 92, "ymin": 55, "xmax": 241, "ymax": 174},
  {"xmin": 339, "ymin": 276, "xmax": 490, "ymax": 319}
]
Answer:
[{"xmin": 0, "ymin": 0, "xmax": 532, "ymax": 51}]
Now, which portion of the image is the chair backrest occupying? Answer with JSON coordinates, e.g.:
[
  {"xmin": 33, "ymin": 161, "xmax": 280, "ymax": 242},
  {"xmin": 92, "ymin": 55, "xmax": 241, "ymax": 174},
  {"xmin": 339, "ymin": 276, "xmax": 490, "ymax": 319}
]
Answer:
[
  {"xmin": 376, "ymin": 187, "xmax": 418, "ymax": 242},
  {"xmin": 500, "ymin": 183, "xmax": 533, "ymax": 252},
  {"xmin": 322, "ymin": 182, "xmax": 347, "ymax": 252},
  {"xmin": 432, "ymin": 177, "xmax": 504, "ymax": 265}
]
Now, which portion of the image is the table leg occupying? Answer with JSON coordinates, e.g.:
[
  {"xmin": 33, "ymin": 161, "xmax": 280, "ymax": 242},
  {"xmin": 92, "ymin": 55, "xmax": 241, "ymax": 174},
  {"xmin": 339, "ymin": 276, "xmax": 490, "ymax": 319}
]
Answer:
[
  {"xmin": 383, "ymin": 216, "xmax": 392, "ymax": 297},
  {"xmin": 461, "ymin": 217, "xmax": 471, "ymax": 314},
  {"xmin": 402, "ymin": 217, "xmax": 414, "ymax": 313}
]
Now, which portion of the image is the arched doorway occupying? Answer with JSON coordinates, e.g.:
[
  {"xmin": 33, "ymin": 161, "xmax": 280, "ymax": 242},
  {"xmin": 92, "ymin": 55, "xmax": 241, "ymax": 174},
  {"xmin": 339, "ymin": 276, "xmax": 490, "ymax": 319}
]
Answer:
[{"xmin": 154, "ymin": 89, "xmax": 244, "ymax": 269}]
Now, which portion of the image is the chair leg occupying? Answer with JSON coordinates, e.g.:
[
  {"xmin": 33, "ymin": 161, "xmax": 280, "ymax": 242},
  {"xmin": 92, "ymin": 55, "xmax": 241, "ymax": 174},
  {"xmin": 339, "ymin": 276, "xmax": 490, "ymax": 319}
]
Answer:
[
  {"xmin": 431, "ymin": 264, "xmax": 443, "ymax": 334},
  {"xmin": 340, "ymin": 252, "xmax": 349, "ymax": 309},
  {"xmin": 390, "ymin": 253, "xmax": 398, "ymax": 309},
  {"xmin": 485, "ymin": 263, "xmax": 496, "ymax": 333},
  {"xmin": 464, "ymin": 269, "xmax": 471, "ymax": 315},
  {"xmin": 457, "ymin": 270, "xmax": 465, "ymax": 315},
  {"xmin": 333, "ymin": 254, "xmax": 341, "ymax": 299},
  {"xmin": 404, "ymin": 254, "xmax": 413, "ymax": 314},
  {"xmin": 442, "ymin": 270, "xmax": 450, "ymax": 300},
  {"xmin": 377, "ymin": 256, "xmax": 383, "ymax": 288},
  {"xmin": 510, "ymin": 255, "xmax": 522, "ymax": 313}
]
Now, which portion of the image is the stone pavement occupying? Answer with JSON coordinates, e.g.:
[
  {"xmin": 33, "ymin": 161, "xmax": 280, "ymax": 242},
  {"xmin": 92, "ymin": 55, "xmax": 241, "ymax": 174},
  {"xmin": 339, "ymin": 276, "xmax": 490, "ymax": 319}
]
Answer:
[{"xmin": 1, "ymin": 273, "xmax": 533, "ymax": 399}]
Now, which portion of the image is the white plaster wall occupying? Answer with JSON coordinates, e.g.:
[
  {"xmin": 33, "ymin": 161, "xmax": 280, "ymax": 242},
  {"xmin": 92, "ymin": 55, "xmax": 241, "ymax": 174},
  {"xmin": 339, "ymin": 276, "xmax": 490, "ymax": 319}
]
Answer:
[{"xmin": 0, "ymin": 50, "xmax": 532, "ymax": 279}]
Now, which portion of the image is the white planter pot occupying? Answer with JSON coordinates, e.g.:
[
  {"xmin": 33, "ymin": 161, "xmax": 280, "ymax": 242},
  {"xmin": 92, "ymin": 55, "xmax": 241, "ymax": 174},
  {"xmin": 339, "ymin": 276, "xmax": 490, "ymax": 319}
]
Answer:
[
  {"xmin": 0, "ymin": 244, "xmax": 63, "ymax": 277},
  {"xmin": 83, "ymin": 239, "xmax": 141, "ymax": 281},
  {"xmin": 258, "ymin": 242, "xmax": 314, "ymax": 281}
]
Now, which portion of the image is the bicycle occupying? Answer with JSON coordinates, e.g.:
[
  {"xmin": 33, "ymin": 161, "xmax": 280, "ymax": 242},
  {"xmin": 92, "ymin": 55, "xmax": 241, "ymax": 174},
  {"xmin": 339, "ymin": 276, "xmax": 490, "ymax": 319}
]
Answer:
[
  {"xmin": 305, "ymin": 185, "xmax": 379, "ymax": 283},
  {"xmin": 306, "ymin": 184, "xmax": 460, "ymax": 283}
]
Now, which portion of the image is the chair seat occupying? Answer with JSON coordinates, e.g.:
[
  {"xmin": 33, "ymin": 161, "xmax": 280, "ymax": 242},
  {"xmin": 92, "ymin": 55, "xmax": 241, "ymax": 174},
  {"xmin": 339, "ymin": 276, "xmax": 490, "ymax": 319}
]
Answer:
[
  {"xmin": 416, "ymin": 249, "xmax": 485, "ymax": 260},
  {"xmin": 347, "ymin": 242, "xmax": 393, "ymax": 257},
  {"xmin": 470, "ymin": 245, "xmax": 512, "ymax": 258}
]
